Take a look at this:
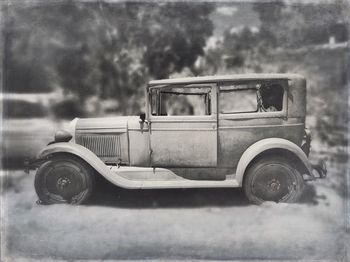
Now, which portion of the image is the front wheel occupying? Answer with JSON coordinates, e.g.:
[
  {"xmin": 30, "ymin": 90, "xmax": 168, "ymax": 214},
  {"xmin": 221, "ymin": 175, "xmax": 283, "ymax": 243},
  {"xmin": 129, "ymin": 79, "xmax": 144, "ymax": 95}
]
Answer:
[
  {"xmin": 34, "ymin": 155, "xmax": 95, "ymax": 205},
  {"xmin": 243, "ymin": 156, "xmax": 304, "ymax": 205}
]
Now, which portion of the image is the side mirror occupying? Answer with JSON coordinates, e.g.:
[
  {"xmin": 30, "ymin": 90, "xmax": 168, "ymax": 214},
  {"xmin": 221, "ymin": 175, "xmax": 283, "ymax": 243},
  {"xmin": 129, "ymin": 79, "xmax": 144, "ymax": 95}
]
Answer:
[{"xmin": 139, "ymin": 112, "xmax": 146, "ymax": 122}]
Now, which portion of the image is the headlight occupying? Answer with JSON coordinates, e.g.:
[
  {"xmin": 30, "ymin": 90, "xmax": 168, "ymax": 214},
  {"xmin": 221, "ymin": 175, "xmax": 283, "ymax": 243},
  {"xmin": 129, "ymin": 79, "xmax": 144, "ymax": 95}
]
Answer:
[{"xmin": 54, "ymin": 130, "xmax": 72, "ymax": 142}]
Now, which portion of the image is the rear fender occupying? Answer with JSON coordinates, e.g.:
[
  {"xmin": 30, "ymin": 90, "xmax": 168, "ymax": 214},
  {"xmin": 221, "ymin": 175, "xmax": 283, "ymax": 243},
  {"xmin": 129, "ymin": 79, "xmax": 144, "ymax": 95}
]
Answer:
[
  {"xmin": 235, "ymin": 138, "xmax": 314, "ymax": 186},
  {"xmin": 37, "ymin": 142, "xmax": 142, "ymax": 189}
]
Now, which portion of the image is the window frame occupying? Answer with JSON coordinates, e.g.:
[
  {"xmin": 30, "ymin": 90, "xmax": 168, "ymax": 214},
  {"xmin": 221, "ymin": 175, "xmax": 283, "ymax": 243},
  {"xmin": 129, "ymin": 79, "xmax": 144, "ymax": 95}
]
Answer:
[{"xmin": 148, "ymin": 83, "xmax": 217, "ymax": 121}]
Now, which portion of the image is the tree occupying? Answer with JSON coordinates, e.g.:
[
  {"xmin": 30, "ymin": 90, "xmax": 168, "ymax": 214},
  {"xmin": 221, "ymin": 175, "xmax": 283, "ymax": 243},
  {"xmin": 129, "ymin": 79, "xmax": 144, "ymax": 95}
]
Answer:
[
  {"xmin": 4, "ymin": 1, "xmax": 214, "ymax": 116},
  {"xmin": 253, "ymin": 1, "xmax": 348, "ymax": 48}
]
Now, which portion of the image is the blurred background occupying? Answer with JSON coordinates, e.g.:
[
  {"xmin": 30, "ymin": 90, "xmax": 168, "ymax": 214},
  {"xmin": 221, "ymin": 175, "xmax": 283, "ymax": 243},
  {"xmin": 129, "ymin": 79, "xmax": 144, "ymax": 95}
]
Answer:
[
  {"xmin": 1, "ymin": 2, "xmax": 350, "ymax": 260},
  {"xmin": 1, "ymin": 0, "xmax": 349, "ymax": 169}
]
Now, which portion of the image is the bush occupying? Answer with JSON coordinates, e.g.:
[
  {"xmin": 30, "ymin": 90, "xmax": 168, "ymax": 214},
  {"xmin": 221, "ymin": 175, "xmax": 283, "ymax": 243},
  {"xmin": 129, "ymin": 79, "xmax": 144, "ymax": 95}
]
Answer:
[{"xmin": 52, "ymin": 99, "xmax": 86, "ymax": 119}]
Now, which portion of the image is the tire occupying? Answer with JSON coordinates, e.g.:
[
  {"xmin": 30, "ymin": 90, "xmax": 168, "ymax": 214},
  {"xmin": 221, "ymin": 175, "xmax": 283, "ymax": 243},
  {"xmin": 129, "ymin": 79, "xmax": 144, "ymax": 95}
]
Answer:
[
  {"xmin": 34, "ymin": 155, "xmax": 95, "ymax": 205},
  {"xmin": 243, "ymin": 156, "xmax": 305, "ymax": 205}
]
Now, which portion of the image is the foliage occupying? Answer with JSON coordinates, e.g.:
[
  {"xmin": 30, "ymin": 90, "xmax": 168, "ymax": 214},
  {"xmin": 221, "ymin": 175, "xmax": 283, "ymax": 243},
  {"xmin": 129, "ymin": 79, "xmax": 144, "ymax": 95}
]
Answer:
[
  {"xmin": 199, "ymin": 1, "xmax": 349, "ymax": 149},
  {"xmin": 2, "ymin": 99, "xmax": 48, "ymax": 118},
  {"xmin": 4, "ymin": 1, "xmax": 214, "ymax": 115},
  {"xmin": 3, "ymin": 1, "xmax": 348, "ymax": 150},
  {"xmin": 51, "ymin": 99, "xmax": 86, "ymax": 119},
  {"xmin": 253, "ymin": 1, "xmax": 348, "ymax": 48}
]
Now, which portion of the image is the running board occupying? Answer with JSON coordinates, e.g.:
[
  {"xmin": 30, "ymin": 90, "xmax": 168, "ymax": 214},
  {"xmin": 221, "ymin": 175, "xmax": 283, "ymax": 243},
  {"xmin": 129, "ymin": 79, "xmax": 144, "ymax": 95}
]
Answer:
[{"xmin": 108, "ymin": 166, "xmax": 239, "ymax": 189}]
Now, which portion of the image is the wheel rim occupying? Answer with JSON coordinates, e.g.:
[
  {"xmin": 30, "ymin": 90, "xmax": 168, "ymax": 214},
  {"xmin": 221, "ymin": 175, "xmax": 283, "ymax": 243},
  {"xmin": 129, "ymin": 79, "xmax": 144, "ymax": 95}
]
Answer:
[
  {"xmin": 41, "ymin": 163, "xmax": 88, "ymax": 204},
  {"xmin": 251, "ymin": 164, "xmax": 298, "ymax": 202}
]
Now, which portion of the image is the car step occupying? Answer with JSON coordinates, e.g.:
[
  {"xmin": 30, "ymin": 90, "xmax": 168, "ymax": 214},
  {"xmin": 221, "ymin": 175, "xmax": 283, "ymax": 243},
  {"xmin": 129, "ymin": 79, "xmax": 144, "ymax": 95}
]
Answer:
[{"xmin": 109, "ymin": 166, "xmax": 239, "ymax": 189}]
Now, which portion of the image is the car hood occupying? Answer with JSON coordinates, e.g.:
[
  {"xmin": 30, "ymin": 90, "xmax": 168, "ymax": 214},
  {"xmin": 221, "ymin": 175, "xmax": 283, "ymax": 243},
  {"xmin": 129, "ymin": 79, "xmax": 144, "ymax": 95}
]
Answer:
[
  {"xmin": 73, "ymin": 116, "xmax": 141, "ymax": 164},
  {"xmin": 75, "ymin": 116, "xmax": 140, "ymax": 133}
]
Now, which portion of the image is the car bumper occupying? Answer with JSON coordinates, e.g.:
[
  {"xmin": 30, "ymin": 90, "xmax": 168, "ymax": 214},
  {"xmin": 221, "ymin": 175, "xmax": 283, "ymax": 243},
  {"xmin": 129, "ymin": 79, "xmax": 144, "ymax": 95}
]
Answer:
[
  {"xmin": 306, "ymin": 159, "xmax": 327, "ymax": 180},
  {"xmin": 312, "ymin": 160, "xmax": 327, "ymax": 178}
]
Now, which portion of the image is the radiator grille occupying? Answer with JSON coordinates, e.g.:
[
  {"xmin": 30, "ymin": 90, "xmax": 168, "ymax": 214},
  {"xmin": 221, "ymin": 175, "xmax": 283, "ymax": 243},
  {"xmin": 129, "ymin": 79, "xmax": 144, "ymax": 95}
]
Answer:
[{"xmin": 76, "ymin": 134, "xmax": 124, "ymax": 163}]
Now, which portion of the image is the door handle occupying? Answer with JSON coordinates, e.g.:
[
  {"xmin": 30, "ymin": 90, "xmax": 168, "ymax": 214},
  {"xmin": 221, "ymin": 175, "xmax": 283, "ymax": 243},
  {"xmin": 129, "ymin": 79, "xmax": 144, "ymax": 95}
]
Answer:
[{"xmin": 139, "ymin": 120, "xmax": 150, "ymax": 133}]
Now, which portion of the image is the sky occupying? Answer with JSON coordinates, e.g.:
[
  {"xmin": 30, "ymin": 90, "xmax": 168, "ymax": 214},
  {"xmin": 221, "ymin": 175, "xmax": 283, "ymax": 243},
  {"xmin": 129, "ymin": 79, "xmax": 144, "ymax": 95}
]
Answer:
[{"xmin": 211, "ymin": 2, "xmax": 260, "ymax": 37}]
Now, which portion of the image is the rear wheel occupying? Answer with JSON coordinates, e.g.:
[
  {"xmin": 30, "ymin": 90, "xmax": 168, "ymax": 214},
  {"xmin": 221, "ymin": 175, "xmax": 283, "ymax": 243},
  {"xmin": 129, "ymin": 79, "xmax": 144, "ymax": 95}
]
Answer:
[
  {"xmin": 34, "ymin": 155, "xmax": 95, "ymax": 205},
  {"xmin": 243, "ymin": 156, "xmax": 304, "ymax": 205}
]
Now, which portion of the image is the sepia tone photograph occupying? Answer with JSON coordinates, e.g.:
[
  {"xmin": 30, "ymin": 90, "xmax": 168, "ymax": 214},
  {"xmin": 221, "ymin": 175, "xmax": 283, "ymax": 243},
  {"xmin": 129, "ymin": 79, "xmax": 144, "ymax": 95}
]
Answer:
[{"xmin": 0, "ymin": 0, "xmax": 349, "ymax": 261}]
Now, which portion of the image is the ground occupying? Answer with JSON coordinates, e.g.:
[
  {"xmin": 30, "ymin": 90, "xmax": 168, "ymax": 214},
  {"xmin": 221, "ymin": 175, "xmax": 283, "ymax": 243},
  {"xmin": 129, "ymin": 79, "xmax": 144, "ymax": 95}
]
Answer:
[{"xmin": 1, "ymin": 160, "xmax": 348, "ymax": 261}]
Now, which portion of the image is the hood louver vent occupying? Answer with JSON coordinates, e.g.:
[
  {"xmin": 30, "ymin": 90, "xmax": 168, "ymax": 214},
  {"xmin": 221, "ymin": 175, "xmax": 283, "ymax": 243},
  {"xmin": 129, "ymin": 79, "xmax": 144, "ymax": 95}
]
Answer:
[{"xmin": 76, "ymin": 134, "xmax": 128, "ymax": 164}]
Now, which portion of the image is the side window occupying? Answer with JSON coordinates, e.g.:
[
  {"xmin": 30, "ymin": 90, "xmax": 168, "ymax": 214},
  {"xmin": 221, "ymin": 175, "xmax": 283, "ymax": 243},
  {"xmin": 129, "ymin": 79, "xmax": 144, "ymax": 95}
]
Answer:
[
  {"xmin": 219, "ymin": 84, "xmax": 258, "ymax": 114},
  {"xmin": 219, "ymin": 82, "xmax": 285, "ymax": 114},
  {"xmin": 258, "ymin": 83, "xmax": 284, "ymax": 112},
  {"xmin": 150, "ymin": 86, "xmax": 211, "ymax": 116}
]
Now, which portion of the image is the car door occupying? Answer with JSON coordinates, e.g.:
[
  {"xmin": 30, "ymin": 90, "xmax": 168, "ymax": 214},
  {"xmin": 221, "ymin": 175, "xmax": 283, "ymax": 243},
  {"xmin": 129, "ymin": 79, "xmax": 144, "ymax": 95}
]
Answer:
[{"xmin": 149, "ymin": 83, "xmax": 217, "ymax": 168}]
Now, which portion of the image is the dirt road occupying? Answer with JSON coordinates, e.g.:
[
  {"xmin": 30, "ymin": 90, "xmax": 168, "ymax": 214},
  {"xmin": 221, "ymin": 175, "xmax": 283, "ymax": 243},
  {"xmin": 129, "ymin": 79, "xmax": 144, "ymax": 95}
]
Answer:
[{"xmin": 1, "ymin": 167, "xmax": 348, "ymax": 261}]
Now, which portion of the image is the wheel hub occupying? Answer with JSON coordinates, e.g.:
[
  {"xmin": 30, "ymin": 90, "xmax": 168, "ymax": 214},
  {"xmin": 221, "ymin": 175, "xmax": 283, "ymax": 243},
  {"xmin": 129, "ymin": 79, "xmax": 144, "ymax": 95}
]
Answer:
[
  {"xmin": 267, "ymin": 178, "xmax": 281, "ymax": 192},
  {"xmin": 57, "ymin": 177, "xmax": 71, "ymax": 190}
]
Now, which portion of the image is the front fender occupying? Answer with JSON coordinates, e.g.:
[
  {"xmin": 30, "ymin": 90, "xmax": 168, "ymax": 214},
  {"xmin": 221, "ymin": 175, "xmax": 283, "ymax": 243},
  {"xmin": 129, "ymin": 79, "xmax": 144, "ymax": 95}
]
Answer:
[
  {"xmin": 37, "ymin": 142, "xmax": 142, "ymax": 189},
  {"xmin": 235, "ymin": 138, "xmax": 313, "ymax": 186}
]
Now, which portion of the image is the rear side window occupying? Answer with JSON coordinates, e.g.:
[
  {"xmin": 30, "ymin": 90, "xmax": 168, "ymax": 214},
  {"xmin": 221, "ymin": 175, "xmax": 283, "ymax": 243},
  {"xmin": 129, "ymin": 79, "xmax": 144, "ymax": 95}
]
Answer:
[
  {"xmin": 219, "ymin": 87, "xmax": 257, "ymax": 114},
  {"xmin": 219, "ymin": 81, "xmax": 285, "ymax": 114},
  {"xmin": 258, "ymin": 83, "xmax": 284, "ymax": 112}
]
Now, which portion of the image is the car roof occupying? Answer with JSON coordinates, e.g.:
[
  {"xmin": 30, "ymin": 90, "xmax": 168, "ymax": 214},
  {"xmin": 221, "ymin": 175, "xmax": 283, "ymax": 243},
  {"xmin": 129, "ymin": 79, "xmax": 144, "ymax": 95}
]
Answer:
[{"xmin": 148, "ymin": 73, "xmax": 304, "ymax": 86}]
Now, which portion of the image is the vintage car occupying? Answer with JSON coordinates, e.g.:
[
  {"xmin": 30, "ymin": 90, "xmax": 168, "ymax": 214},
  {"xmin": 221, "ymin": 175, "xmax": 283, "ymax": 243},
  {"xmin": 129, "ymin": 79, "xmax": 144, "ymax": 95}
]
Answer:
[{"xmin": 28, "ymin": 74, "xmax": 327, "ymax": 205}]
